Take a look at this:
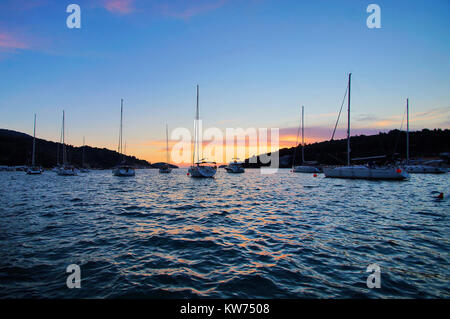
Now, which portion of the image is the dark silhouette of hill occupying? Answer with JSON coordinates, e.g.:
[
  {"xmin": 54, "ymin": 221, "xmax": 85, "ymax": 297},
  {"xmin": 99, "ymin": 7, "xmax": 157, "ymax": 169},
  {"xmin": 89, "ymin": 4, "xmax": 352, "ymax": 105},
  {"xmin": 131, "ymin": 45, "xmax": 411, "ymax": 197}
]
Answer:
[
  {"xmin": 244, "ymin": 129, "xmax": 450, "ymax": 168},
  {"xmin": 0, "ymin": 129, "xmax": 152, "ymax": 169}
]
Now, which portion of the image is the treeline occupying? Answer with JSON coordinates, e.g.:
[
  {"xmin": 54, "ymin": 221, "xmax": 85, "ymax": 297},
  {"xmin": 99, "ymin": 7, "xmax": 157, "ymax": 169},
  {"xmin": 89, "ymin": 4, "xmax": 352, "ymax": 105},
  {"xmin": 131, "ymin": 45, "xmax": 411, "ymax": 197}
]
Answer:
[
  {"xmin": 244, "ymin": 129, "xmax": 450, "ymax": 168},
  {"xmin": 0, "ymin": 129, "xmax": 152, "ymax": 169}
]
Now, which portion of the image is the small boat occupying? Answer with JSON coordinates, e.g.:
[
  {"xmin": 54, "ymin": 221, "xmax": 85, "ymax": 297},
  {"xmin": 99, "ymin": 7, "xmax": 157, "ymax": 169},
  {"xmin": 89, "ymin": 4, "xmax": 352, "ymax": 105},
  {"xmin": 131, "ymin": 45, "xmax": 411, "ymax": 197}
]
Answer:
[
  {"xmin": 188, "ymin": 85, "xmax": 217, "ymax": 178},
  {"xmin": 225, "ymin": 158, "xmax": 245, "ymax": 173},
  {"xmin": 113, "ymin": 165, "xmax": 135, "ymax": 176},
  {"xmin": 323, "ymin": 74, "xmax": 409, "ymax": 181},
  {"xmin": 189, "ymin": 160, "xmax": 217, "ymax": 178},
  {"xmin": 58, "ymin": 165, "xmax": 78, "ymax": 176},
  {"xmin": 26, "ymin": 114, "xmax": 42, "ymax": 175},
  {"xmin": 403, "ymin": 99, "xmax": 446, "ymax": 174},
  {"xmin": 57, "ymin": 110, "xmax": 77, "ymax": 176},
  {"xmin": 113, "ymin": 99, "xmax": 135, "ymax": 177},
  {"xmin": 292, "ymin": 106, "xmax": 320, "ymax": 173},
  {"xmin": 159, "ymin": 124, "xmax": 172, "ymax": 174}
]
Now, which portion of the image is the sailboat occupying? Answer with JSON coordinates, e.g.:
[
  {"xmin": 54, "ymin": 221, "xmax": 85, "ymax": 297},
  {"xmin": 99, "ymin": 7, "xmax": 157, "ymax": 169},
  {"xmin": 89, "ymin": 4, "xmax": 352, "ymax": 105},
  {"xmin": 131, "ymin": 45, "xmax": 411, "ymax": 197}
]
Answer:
[
  {"xmin": 225, "ymin": 158, "xmax": 245, "ymax": 173},
  {"xmin": 26, "ymin": 114, "xmax": 42, "ymax": 175},
  {"xmin": 79, "ymin": 136, "xmax": 89, "ymax": 173},
  {"xmin": 323, "ymin": 74, "xmax": 409, "ymax": 180},
  {"xmin": 403, "ymin": 99, "xmax": 446, "ymax": 174},
  {"xmin": 52, "ymin": 126, "xmax": 63, "ymax": 172},
  {"xmin": 292, "ymin": 106, "xmax": 320, "ymax": 173},
  {"xmin": 159, "ymin": 124, "xmax": 173, "ymax": 173},
  {"xmin": 113, "ymin": 99, "xmax": 135, "ymax": 177},
  {"xmin": 188, "ymin": 85, "xmax": 217, "ymax": 178},
  {"xmin": 57, "ymin": 110, "xmax": 77, "ymax": 176}
]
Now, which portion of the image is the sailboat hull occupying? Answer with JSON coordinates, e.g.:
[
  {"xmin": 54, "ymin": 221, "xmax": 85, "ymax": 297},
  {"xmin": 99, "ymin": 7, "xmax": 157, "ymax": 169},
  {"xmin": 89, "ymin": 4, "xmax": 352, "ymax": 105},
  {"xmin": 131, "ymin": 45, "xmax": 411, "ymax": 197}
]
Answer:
[
  {"xmin": 323, "ymin": 166, "xmax": 409, "ymax": 180},
  {"xmin": 57, "ymin": 167, "xmax": 77, "ymax": 176},
  {"xmin": 27, "ymin": 167, "xmax": 42, "ymax": 175},
  {"xmin": 188, "ymin": 166, "xmax": 216, "ymax": 178},
  {"xmin": 159, "ymin": 167, "xmax": 172, "ymax": 174},
  {"xmin": 225, "ymin": 164, "xmax": 245, "ymax": 173},
  {"xmin": 293, "ymin": 166, "xmax": 319, "ymax": 173},
  {"xmin": 113, "ymin": 167, "xmax": 135, "ymax": 176}
]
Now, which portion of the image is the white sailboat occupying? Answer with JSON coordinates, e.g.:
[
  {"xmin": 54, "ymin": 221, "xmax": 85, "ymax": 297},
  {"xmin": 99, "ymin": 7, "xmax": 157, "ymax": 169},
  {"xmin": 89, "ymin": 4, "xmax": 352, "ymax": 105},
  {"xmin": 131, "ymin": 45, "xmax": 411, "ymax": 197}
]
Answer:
[
  {"xmin": 188, "ymin": 85, "xmax": 217, "ymax": 178},
  {"xmin": 404, "ymin": 99, "xmax": 446, "ymax": 174},
  {"xmin": 113, "ymin": 99, "xmax": 135, "ymax": 177},
  {"xmin": 26, "ymin": 114, "xmax": 42, "ymax": 175},
  {"xmin": 159, "ymin": 124, "xmax": 173, "ymax": 174},
  {"xmin": 292, "ymin": 106, "xmax": 320, "ymax": 173},
  {"xmin": 225, "ymin": 158, "xmax": 245, "ymax": 173},
  {"xmin": 79, "ymin": 136, "xmax": 89, "ymax": 173},
  {"xmin": 57, "ymin": 110, "xmax": 77, "ymax": 176},
  {"xmin": 323, "ymin": 74, "xmax": 409, "ymax": 180}
]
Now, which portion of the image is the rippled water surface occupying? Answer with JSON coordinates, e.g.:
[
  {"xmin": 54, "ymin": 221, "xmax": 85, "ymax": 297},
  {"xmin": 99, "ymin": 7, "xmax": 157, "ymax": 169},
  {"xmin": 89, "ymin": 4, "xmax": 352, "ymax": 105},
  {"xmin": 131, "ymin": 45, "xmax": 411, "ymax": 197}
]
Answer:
[{"xmin": 0, "ymin": 169, "xmax": 449, "ymax": 298}]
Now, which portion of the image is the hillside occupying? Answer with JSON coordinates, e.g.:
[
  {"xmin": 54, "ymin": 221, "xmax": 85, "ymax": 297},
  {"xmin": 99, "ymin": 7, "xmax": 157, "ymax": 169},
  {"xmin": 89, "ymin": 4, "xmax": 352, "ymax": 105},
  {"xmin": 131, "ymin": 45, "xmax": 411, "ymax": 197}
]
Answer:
[
  {"xmin": 0, "ymin": 129, "xmax": 152, "ymax": 169},
  {"xmin": 244, "ymin": 129, "xmax": 450, "ymax": 168}
]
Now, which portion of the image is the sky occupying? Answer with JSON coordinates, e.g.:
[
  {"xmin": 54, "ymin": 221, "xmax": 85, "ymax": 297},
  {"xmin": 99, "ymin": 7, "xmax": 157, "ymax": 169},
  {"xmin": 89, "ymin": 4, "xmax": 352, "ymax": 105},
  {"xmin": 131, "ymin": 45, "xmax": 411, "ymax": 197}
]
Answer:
[{"xmin": 0, "ymin": 0, "xmax": 449, "ymax": 164}]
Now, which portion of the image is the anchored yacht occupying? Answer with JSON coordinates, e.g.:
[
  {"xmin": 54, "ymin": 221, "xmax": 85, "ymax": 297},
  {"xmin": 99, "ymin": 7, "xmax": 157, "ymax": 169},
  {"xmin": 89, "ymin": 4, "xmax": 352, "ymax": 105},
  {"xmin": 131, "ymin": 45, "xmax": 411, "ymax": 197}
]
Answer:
[
  {"xmin": 403, "ymin": 99, "xmax": 446, "ymax": 174},
  {"xmin": 26, "ymin": 114, "xmax": 42, "ymax": 175},
  {"xmin": 113, "ymin": 99, "xmax": 135, "ymax": 177},
  {"xmin": 225, "ymin": 158, "xmax": 245, "ymax": 173},
  {"xmin": 188, "ymin": 85, "xmax": 217, "ymax": 178},
  {"xmin": 57, "ymin": 110, "xmax": 77, "ymax": 176},
  {"xmin": 79, "ymin": 136, "xmax": 89, "ymax": 173},
  {"xmin": 292, "ymin": 106, "xmax": 320, "ymax": 174},
  {"xmin": 323, "ymin": 74, "xmax": 409, "ymax": 181}
]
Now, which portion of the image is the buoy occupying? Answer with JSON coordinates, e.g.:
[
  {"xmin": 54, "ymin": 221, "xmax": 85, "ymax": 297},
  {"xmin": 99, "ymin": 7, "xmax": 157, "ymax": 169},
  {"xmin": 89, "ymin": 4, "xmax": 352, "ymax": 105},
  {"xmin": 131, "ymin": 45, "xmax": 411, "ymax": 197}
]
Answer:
[
  {"xmin": 396, "ymin": 168, "xmax": 402, "ymax": 173},
  {"xmin": 187, "ymin": 173, "xmax": 190, "ymax": 176},
  {"xmin": 437, "ymin": 193, "xmax": 444, "ymax": 199},
  {"xmin": 313, "ymin": 173, "xmax": 318, "ymax": 177}
]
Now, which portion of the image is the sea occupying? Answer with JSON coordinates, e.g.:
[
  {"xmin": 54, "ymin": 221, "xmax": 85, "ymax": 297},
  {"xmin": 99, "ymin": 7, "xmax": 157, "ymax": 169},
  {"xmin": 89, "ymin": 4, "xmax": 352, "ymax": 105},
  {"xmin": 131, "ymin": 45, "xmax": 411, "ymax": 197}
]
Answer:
[{"xmin": 0, "ymin": 169, "xmax": 448, "ymax": 298}]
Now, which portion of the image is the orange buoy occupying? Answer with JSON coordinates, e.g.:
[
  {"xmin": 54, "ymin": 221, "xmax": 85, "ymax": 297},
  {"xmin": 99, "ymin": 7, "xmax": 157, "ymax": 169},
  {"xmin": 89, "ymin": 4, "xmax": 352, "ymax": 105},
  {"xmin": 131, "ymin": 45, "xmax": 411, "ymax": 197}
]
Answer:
[
  {"xmin": 437, "ymin": 193, "xmax": 444, "ymax": 199},
  {"xmin": 313, "ymin": 173, "xmax": 317, "ymax": 177}
]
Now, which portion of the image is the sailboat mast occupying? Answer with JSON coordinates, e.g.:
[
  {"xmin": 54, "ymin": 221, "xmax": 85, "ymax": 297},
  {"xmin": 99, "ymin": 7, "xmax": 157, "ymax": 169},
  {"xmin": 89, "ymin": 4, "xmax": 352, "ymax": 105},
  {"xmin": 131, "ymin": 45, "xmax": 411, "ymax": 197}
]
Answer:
[
  {"xmin": 32, "ymin": 114, "xmax": 36, "ymax": 167},
  {"xmin": 406, "ymin": 98, "xmax": 409, "ymax": 165},
  {"xmin": 119, "ymin": 99, "xmax": 123, "ymax": 158},
  {"xmin": 57, "ymin": 120, "xmax": 62, "ymax": 166},
  {"xmin": 301, "ymin": 106, "xmax": 305, "ymax": 164},
  {"xmin": 166, "ymin": 123, "xmax": 169, "ymax": 164},
  {"xmin": 62, "ymin": 110, "xmax": 66, "ymax": 166},
  {"xmin": 347, "ymin": 73, "xmax": 352, "ymax": 166},
  {"xmin": 196, "ymin": 85, "xmax": 200, "ymax": 164},
  {"xmin": 82, "ymin": 136, "xmax": 85, "ymax": 167}
]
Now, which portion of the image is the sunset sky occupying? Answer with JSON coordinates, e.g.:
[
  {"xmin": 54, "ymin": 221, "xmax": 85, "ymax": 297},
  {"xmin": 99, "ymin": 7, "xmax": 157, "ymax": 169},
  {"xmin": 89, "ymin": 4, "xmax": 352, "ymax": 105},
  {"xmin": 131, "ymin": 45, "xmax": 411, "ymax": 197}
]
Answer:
[{"xmin": 1, "ymin": 0, "xmax": 449, "ymax": 164}]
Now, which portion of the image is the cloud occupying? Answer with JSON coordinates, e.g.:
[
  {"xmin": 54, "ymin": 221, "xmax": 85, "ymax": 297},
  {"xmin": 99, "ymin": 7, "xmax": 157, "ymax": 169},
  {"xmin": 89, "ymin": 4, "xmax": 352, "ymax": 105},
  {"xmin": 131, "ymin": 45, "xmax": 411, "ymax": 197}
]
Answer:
[
  {"xmin": 103, "ymin": 0, "xmax": 135, "ymax": 14},
  {"xmin": 0, "ymin": 32, "xmax": 28, "ymax": 51},
  {"xmin": 158, "ymin": 0, "xmax": 228, "ymax": 19}
]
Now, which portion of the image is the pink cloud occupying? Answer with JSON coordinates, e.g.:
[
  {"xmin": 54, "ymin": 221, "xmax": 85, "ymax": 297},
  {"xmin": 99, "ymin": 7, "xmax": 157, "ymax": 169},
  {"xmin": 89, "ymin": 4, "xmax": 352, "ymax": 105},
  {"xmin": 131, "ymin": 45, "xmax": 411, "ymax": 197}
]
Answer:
[
  {"xmin": 0, "ymin": 32, "xmax": 28, "ymax": 51},
  {"xmin": 158, "ymin": 0, "xmax": 228, "ymax": 19},
  {"xmin": 103, "ymin": 0, "xmax": 135, "ymax": 14}
]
